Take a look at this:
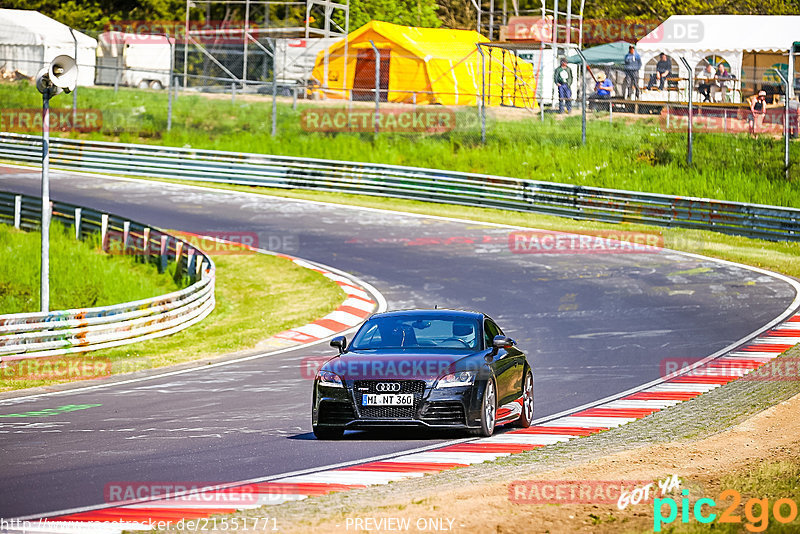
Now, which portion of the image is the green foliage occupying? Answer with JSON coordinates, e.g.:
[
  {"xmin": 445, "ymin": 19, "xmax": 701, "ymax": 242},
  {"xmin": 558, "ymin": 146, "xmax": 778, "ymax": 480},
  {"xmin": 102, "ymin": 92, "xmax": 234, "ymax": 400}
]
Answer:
[{"xmin": 337, "ymin": 0, "xmax": 441, "ymax": 30}]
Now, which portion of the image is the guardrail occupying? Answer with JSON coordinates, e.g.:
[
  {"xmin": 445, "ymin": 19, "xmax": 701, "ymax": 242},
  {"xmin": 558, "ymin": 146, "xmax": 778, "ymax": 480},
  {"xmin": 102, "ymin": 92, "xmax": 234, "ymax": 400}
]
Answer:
[
  {"xmin": 0, "ymin": 132, "xmax": 798, "ymax": 241},
  {"xmin": 0, "ymin": 190, "xmax": 215, "ymax": 361}
]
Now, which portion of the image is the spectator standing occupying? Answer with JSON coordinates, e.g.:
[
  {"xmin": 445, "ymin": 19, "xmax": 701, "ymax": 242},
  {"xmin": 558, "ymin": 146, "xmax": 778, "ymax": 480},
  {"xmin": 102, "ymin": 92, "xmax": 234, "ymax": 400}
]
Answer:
[
  {"xmin": 748, "ymin": 90, "xmax": 768, "ymax": 136},
  {"xmin": 553, "ymin": 58, "xmax": 573, "ymax": 114},
  {"xmin": 697, "ymin": 64, "xmax": 715, "ymax": 102},
  {"xmin": 622, "ymin": 45, "xmax": 641, "ymax": 100},
  {"xmin": 647, "ymin": 53, "xmax": 672, "ymax": 90}
]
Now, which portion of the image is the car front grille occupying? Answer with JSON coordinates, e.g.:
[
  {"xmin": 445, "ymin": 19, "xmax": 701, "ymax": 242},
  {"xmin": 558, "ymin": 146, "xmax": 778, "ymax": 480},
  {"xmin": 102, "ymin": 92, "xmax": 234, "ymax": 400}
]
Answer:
[
  {"xmin": 419, "ymin": 401, "xmax": 466, "ymax": 425},
  {"xmin": 318, "ymin": 401, "xmax": 355, "ymax": 425},
  {"xmin": 353, "ymin": 380, "xmax": 426, "ymax": 419}
]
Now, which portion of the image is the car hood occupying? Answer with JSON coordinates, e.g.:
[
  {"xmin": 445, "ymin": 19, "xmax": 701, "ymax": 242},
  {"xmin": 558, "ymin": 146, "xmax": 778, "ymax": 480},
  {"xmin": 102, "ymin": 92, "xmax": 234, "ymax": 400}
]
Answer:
[{"xmin": 321, "ymin": 349, "xmax": 483, "ymax": 382}]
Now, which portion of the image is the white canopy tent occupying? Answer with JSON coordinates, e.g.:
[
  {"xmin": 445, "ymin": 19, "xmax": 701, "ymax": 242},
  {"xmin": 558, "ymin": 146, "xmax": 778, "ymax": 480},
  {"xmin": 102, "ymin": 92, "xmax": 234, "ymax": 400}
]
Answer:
[
  {"xmin": 636, "ymin": 15, "xmax": 800, "ymax": 101},
  {"xmin": 0, "ymin": 9, "xmax": 96, "ymax": 86}
]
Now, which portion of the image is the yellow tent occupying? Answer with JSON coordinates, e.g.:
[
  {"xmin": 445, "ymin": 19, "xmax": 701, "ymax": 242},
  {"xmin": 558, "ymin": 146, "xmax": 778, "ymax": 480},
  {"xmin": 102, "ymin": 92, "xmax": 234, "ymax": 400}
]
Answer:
[{"xmin": 310, "ymin": 21, "xmax": 536, "ymax": 107}]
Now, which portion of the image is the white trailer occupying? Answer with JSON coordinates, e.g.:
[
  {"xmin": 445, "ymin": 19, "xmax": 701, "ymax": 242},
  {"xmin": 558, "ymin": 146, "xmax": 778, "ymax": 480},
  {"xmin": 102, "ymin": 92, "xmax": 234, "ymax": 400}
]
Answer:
[
  {"xmin": 96, "ymin": 32, "xmax": 172, "ymax": 89},
  {"xmin": 274, "ymin": 37, "xmax": 340, "ymax": 90}
]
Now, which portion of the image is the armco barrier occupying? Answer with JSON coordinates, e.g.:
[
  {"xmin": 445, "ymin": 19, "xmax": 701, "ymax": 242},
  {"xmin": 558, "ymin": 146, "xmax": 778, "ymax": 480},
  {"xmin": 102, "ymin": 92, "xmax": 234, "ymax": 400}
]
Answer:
[
  {"xmin": 0, "ymin": 191, "xmax": 215, "ymax": 361},
  {"xmin": 0, "ymin": 133, "xmax": 798, "ymax": 241}
]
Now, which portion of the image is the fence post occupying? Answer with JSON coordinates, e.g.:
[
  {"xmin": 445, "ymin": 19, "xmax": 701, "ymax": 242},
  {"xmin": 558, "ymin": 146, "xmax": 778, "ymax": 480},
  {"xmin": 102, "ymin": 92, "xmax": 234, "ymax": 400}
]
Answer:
[
  {"xmin": 680, "ymin": 57, "xmax": 693, "ymax": 165},
  {"xmin": 369, "ymin": 40, "xmax": 380, "ymax": 135},
  {"xmin": 122, "ymin": 220, "xmax": 130, "ymax": 254},
  {"xmin": 477, "ymin": 43, "xmax": 487, "ymax": 144},
  {"xmin": 770, "ymin": 68, "xmax": 790, "ymax": 181},
  {"xmin": 101, "ymin": 213, "xmax": 109, "ymax": 250},
  {"xmin": 231, "ymin": 83, "xmax": 236, "ymax": 103},
  {"xmin": 576, "ymin": 49, "xmax": 587, "ymax": 146},
  {"xmin": 167, "ymin": 75, "xmax": 173, "ymax": 132},
  {"xmin": 174, "ymin": 240, "xmax": 185, "ymax": 282},
  {"xmin": 159, "ymin": 235, "xmax": 168, "ymax": 273},
  {"xmin": 143, "ymin": 227, "xmax": 151, "ymax": 263},
  {"xmin": 14, "ymin": 195, "xmax": 21, "ymax": 229},
  {"xmin": 187, "ymin": 248, "xmax": 197, "ymax": 283},
  {"xmin": 74, "ymin": 207, "xmax": 81, "ymax": 239},
  {"xmin": 271, "ymin": 38, "xmax": 278, "ymax": 137},
  {"xmin": 292, "ymin": 86, "xmax": 298, "ymax": 110}
]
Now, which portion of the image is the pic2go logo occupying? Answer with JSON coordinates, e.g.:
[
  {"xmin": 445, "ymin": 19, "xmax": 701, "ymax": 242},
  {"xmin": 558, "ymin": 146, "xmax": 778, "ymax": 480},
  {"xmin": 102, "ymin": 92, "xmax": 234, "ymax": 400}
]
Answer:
[{"xmin": 654, "ymin": 489, "xmax": 799, "ymax": 532}]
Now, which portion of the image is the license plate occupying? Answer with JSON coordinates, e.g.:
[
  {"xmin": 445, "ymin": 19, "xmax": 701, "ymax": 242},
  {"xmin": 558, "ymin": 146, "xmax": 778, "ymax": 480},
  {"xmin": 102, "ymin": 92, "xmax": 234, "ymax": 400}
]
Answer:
[{"xmin": 361, "ymin": 393, "xmax": 414, "ymax": 406}]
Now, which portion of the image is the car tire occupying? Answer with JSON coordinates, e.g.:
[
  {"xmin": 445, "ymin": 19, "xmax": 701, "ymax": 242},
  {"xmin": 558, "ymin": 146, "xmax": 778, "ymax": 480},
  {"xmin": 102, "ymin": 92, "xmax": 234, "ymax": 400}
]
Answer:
[
  {"xmin": 150, "ymin": 80, "xmax": 163, "ymax": 90},
  {"xmin": 514, "ymin": 369, "xmax": 534, "ymax": 428},
  {"xmin": 472, "ymin": 379, "xmax": 496, "ymax": 437},
  {"xmin": 137, "ymin": 80, "xmax": 150, "ymax": 89},
  {"xmin": 313, "ymin": 425, "xmax": 344, "ymax": 440}
]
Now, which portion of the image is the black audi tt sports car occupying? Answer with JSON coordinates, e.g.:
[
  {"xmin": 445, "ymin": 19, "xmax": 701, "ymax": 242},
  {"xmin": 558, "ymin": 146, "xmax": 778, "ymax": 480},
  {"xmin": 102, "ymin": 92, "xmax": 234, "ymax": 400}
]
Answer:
[{"xmin": 312, "ymin": 309, "xmax": 534, "ymax": 439}]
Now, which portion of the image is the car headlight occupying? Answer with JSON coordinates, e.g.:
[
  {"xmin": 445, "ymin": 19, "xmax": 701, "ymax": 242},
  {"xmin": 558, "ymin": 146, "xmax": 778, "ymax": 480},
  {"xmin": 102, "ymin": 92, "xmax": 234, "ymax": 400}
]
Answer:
[
  {"xmin": 317, "ymin": 370, "xmax": 343, "ymax": 388},
  {"xmin": 436, "ymin": 371, "xmax": 476, "ymax": 388}
]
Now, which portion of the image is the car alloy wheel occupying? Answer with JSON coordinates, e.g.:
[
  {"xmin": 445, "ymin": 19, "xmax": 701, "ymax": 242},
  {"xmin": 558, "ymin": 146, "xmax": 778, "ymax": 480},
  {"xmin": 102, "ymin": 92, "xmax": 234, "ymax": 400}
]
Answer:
[
  {"xmin": 477, "ymin": 379, "xmax": 496, "ymax": 437},
  {"xmin": 516, "ymin": 370, "xmax": 534, "ymax": 428}
]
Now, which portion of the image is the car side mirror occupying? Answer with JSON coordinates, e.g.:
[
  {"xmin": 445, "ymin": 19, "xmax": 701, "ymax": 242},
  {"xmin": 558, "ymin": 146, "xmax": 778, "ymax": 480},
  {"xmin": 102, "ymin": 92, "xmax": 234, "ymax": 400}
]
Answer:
[
  {"xmin": 492, "ymin": 335, "xmax": 516, "ymax": 353},
  {"xmin": 330, "ymin": 336, "xmax": 347, "ymax": 354}
]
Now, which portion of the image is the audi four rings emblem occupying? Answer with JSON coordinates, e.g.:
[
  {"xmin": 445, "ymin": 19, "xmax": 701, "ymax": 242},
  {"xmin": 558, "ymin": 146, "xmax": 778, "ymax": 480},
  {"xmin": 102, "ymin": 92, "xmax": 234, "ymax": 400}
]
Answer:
[{"xmin": 376, "ymin": 382, "xmax": 400, "ymax": 392}]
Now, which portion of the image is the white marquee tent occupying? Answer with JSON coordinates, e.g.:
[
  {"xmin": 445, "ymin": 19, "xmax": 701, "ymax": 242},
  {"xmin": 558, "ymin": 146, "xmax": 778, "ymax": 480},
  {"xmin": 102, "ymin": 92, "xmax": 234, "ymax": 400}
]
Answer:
[
  {"xmin": 0, "ymin": 9, "xmax": 96, "ymax": 86},
  {"xmin": 637, "ymin": 15, "xmax": 800, "ymax": 100}
]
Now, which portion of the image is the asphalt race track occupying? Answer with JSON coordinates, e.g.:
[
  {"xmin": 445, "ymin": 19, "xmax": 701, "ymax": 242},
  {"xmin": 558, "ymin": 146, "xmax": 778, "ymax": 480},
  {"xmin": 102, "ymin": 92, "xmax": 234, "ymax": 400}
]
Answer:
[{"xmin": 0, "ymin": 166, "xmax": 796, "ymax": 518}]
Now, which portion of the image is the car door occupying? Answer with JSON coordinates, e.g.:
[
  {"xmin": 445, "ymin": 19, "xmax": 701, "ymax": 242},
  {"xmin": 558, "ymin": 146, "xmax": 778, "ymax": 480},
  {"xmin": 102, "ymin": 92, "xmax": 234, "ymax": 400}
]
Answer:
[{"xmin": 484, "ymin": 319, "xmax": 522, "ymax": 405}]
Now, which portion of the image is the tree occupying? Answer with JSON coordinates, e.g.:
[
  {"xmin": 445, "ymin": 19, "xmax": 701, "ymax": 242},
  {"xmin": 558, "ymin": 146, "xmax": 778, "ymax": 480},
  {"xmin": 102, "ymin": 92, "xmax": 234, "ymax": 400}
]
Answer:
[{"xmin": 345, "ymin": 0, "xmax": 441, "ymax": 30}]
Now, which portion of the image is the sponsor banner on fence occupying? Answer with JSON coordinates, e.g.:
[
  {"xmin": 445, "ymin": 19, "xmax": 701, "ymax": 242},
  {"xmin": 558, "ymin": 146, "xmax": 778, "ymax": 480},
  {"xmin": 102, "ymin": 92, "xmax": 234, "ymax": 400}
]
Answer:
[
  {"xmin": 662, "ymin": 108, "xmax": 791, "ymax": 135},
  {"xmin": 0, "ymin": 357, "xmax": 111, "ymax": 381},
  {"xmin": 508, "ymin": 230, "xmax": 663, "ymax": 254},
  {"xmin": 0, "ymin": 109, "xmax": 102, "ymax": 133}
]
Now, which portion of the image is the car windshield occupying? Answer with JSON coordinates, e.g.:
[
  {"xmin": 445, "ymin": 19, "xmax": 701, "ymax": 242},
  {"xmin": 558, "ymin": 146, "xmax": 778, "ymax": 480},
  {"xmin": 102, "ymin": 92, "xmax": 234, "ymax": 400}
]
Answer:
[{"xmin": 349, "ymin": 315, "xmax": 481, "ymax": 351}]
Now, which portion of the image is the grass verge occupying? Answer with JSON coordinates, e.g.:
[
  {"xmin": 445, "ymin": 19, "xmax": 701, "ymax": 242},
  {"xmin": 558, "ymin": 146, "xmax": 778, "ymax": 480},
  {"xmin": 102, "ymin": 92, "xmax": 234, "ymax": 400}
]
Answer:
[
  {"xmin": 1, "ymin": 80, "xmax": 798, "ymax": 206},
  {"xmin": 0, "ymin": 236, "xmax": 346, "ymax": 392}
]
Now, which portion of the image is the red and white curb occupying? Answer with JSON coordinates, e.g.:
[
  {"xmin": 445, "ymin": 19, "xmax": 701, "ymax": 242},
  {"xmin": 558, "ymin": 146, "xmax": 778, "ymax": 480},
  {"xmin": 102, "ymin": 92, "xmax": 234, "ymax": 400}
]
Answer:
[
  {"xmin": 13, "ymin": 312, "xmax": 797, "ymax": 534},
  {"xmin": 269, "ymin": 255, "xmax": 378, "ymax": 345}
]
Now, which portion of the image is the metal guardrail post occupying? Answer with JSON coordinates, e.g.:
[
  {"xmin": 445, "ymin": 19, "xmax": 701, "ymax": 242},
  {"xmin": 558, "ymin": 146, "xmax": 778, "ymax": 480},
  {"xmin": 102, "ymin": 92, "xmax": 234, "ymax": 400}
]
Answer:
[
  {"xmin": 369, "ymin": 40, "xmax": 380, "ymax": 136},
  {"xmin": 101, "ymin": 213, "xmax": 109, "ymax": 250},
  {"xmin": 159, "ymin": 235, "xmax": 168, "ymax": 273},
  {"xmin": 680, "ymin": 57, "xmax": 693, "ymax": 165},
  {"xmin": 14, "ymin": 195, "xmax": 21, "ymax": 229},
  {"xmin": 123, "ymin": 220, "xmax": 130, "ymax": 254}
]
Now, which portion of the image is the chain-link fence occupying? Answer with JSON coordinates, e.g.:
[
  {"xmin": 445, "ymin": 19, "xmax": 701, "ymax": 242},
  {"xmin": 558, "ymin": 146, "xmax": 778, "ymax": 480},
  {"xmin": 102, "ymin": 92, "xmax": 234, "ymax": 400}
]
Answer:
[{"xmin": 1, "ymin": 22, "xmax": 798, "ymax": 199}]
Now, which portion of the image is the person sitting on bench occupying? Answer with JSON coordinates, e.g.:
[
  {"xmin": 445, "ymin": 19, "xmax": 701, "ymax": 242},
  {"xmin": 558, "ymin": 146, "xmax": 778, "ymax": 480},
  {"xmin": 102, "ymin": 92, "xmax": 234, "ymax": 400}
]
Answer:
[
  {"xmin": 697, "ymin": 64, "xmax": 715, "ymax": 102},
  {"xmin": 647, "ymin": 53, "xmax": 672, "ymax": 90}
]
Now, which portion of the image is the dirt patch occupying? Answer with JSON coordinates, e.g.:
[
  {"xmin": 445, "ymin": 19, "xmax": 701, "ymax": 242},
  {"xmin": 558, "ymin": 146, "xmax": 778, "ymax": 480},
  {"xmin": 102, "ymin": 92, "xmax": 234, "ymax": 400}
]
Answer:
[{"xmin": 263, "ymin": 391, "xmax": 800, "ymax": 534}]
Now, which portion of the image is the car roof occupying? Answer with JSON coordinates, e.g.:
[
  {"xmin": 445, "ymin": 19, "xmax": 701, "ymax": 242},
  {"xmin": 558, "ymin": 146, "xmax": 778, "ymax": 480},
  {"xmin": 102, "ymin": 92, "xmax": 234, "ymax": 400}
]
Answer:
[{"xmin": 369, "ymin": 309, "xmax": 486, "ymax": 321}]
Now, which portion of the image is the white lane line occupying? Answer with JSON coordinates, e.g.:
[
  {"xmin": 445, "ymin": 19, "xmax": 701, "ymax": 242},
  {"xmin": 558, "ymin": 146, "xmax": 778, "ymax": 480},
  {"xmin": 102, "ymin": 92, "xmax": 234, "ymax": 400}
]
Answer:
[
  {"xmin": 647, "ymin": 383, "xmax": 721, "ymax": 393},
  {"xmin": 276, "ymin": 471, "xmax": 423, "ymax": 485},
  {"xmin": 387, "ymin": 452, "xmax": 509, "ymax": 464},
  {"xmin": 601, "ymin": 399, "xmax": 683, "ymax": 409},
  {"xmin": 480, "ymin": 434, "xmax": 575, "ymax": 445}
]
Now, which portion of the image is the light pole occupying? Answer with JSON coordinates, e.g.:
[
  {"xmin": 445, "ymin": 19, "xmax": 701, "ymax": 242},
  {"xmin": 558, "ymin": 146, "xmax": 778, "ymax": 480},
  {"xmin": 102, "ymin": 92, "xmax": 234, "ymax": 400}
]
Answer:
[{"xmin": 35, "ymin": 55, "xmax": 77, "ymax": 312}]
